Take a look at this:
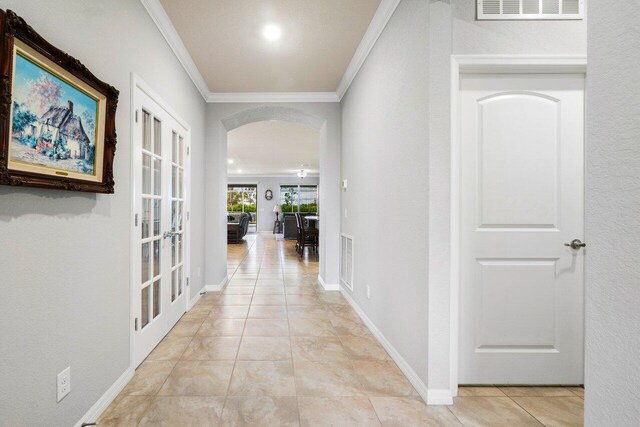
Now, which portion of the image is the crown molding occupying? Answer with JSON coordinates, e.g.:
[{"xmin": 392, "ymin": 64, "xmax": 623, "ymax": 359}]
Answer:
[
  {"xmin": 141, "ymin": 0, "xmax": 210, "ymax": 100},
  {"xmin": 141, "ymin": 0, "xmax": 399, "ymax": 103},
  {"xmin": 207, "ymin": 92, "xmax": 339, "ymax": 103},
  {"xmin": 227, "ymin": 173, "xmax": 320, "ymax": 178},
  {"xmin": 335, "ymin": 0, "xmax": 401, "ymax": 100}
]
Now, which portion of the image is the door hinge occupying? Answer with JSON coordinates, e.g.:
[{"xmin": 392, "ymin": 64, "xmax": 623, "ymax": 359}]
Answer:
[
  {"xmin": 134, "ymin": 213, "xmax": 138, "ymax": 227},
  {"xmin": 186, "ymin": 277, "xmax": 190, "ymax": 287},
  {"xmin": 135, "ymin": 110, "xmax": 139, "ymax": 123},
  {"xmin": 134, "ymin": 317, "xmax": 139, "ymax": 331},
  {"xmin": 186, "ymin": 211, "xmax": 190, "ymax": 221},
  {"xmin": 186, "ymin": 146, "xmax": 190, "ymax": 156}
]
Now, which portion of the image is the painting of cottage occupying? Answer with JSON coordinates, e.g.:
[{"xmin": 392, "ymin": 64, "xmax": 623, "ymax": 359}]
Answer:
[{"xmin": 10, "ymin": 50, "xmax": 98, "ymax": 176}]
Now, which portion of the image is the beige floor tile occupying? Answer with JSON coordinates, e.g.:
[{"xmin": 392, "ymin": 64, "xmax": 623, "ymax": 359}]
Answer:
[
  {"xmin": 256, "ymin": 279, "xmax": 286, "ymax": 286},
  {"xmin": 294, "ymin": 361, "xmax": 363, "ymax": 396},
  {"xmin": 458, "ymin": 386, "xmax": 507, "ymax": 397},
  {"xmin": 146, "ymin": 336, "xmax": 191, "ymax": 361},
  {"xmin": 197, "ymin": 319, "xmax": 246, "ymax": 336},
  {"xmin": 248, "ymin": 305, "xmax": 288, "ymax": 319},
  {"xmin": 285, "ymin": 286, "xmax": 318, "ymax": 295},
  {"xmin": 289, "ymin": 318, "xmax": 336, "ymax": 337},
  {"xmin": 499, "ymin": 386, "xmax": 576, "ymax": 397},
  {"xmin": 325, "ymin": 304, "xmax": 360, "ymax": 320},
  {"xmin": 287, "ymin": 305, "xmax": 330, "ymax": 321},
  {"xmin": 244, "ymin": 319, "xmax": 290, "ymax": 336},
  {"xmin": 98, "ymin": 395, "xmax": 153, "ymax": 427},
  {"xmin": 370, "ymin": 396, "xmax": 462, "ymax": 426},
  {"xmin": 298, "ymin": 397, "xmax": 380, "ymax": 426},
  {"xmin": 513, "ymin": 396, "xmax": 584, "ymax": 427},
  {"xmin": 158, "ymin": 361, "xmax": 234, "ymax": 396},
  {"xmin": 228, "ymin": 361, "xmax": 296, "ymax": 396},
  {"xmin": 121, "ymin": 361, "xmax": 176, "ymax": 395},
  {"xmin": 251, "ymin": 294, "xmax": 287, "ymax": 305},
  {"xmin": 208, "ymin": 305, "xmax": 250, "ymax": 319},
  {"xmin": 258, "ymin": 273, "xmax": 284, "ymax": 280},
  {"xmin": 181, "ymin": 336, "xmax": 241, "ymax": 360},
  {"xmin": 291, "ymin": 336, "xmax": 349, "ymax": 362},
  {"xmin": 253, "ymin": 285, "xmax": 286, "ymax": 295},
  {"xmin": 219, "ymin": 294, "xmax": 254, "ymax": 306},
  {"xmin": 228, "ymin": 279, "xmax": 258, "ymax": 287},
  {"xmin": 339, "ymin": 335, "xmax": 389, "ymax": 360},
  {"xmin": 222, "ymin": 396, "xmax": 300, "ymax": 426},
  {"xmin": 138, "ymin": 396, "xmax": 225, "ymax": 426},
  {"xmin": 449, "ymin": 397, "xmax": 542, "ymax": 426},
  {"xmin": 181, "ymin": 308, "xmax": 211, "ymax": 321},
  {"xmin": 168, "ymin": 319, "xmax": 204, "ymax": 337},
  {"xmin": 567, "ymin": 387, "xmax": 585, "ymax": 398},
  {"xmin": 232, "ymin": 273, "xmax": 258, "ymax": 278},
  {"xmin": 317, "ymin": 293, "xmax": 348, "ymax": 305},
  {"xmin": 352, "ymin": 360, "xmax": 414, "ymax": 396},
  {"xmin": 286, "ymin": 294, "xmax": 322, "ymax": 306},
  {"xmin": 224, "ymin": 286, "xmax": 256, "ymax": 295},
  {"xmin": 237, "ymin": 337, "xmax": 292, "ymax": 361},
  {"xmin": 329, "ymin": 316, "xmax": 372, "ymax": 338}
]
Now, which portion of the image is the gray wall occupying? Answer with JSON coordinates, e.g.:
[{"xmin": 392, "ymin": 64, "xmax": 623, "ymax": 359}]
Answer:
[
  {"xmin": 426, "ymin": 0, "xmax": 587, "ymax": 393},
  {"xmin": 341, "ymin": 0, "xmax": 430, "ymax": 382},
  {"xmin": 341, "ymin": 0, "xmax": 587, "ymax": 393},
  {"xmin": 0, "ymin": 1, "xmax": 206, "ymax": 425},
  {"xmin": 227, "ymin": 176, "xmax": 319, "ymax": 233},
  {"xmin": 205, "ymin": 102, "xmax": 341, "ymax": 289},
  {"xmin": 585, "ymin": 2, "xmax": 640, "ymax": 425}
]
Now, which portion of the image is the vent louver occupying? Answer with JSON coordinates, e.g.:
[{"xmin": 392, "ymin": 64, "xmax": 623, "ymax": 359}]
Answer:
[
  {"xmin": 477, "ymin": 0, "xmax": 583, "ymax": 20},
  {"xmin": 340, "ymin": 234, "xmax": 354, "ymax": 291}
]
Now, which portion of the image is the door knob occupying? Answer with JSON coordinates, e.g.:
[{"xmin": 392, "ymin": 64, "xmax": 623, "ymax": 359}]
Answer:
[
  {"xmin": 163, "ymin": 230, "xmax": 176, "ymax": 239},
  {"xmin": 564, "ymin": 239, "xmax": 586, "ymax": 250}
]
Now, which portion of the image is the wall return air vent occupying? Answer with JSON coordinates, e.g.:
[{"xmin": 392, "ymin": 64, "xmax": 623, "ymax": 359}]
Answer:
[
  {"xmin": 477, "ymin": 0, "xmax": 584, "ymax": 20},
  {"xmin": 340, "ymin": 234, "xmax": 354, "ymax": 291}
]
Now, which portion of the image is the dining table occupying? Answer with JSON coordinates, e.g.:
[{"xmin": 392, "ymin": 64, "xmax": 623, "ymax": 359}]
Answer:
[{"xmin": 304, "ymin": 215, "xmax": 319, "ymax": 229}]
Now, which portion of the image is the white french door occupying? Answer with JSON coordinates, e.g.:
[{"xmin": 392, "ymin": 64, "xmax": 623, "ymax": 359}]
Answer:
[
  {"xmin": 132, "ymin": 86, "xmax": 189, "ymax": 368},
  {"xmin": 459, "ymin": 73, "xmax": 585, "ymax": 384}
]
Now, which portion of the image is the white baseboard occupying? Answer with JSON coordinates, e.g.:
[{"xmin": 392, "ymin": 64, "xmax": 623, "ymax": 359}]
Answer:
[
  {"xmin": 74, "ymin": 367, "xmax": 134, "ymax": 427},
  {"xmin": 205, "ymin": 275, "xmax": 229, "ymax": 293},
  {"xmin": 426, "ymin": 388, "xmax": 454, "ymax": 405},
  {"xmin": 317, "ymin": 274, "xmax": 340, "ymax": 291},
  {"xmin": 188, "ymin": 289, "xmax": 202, "ymax": 309},
  {"xmin": 340, "ymin": 289, "xmax": 436, "ymax": 405}
]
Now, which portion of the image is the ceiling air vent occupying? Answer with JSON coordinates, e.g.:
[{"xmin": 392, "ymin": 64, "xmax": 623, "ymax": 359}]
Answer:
[
  {"xmin": 477, "ymin": 0, "xmax": 583, "ymax": 20},
  {"xmin": 340, "ymin": 234, "xmax": 354, "ymax": 291}
]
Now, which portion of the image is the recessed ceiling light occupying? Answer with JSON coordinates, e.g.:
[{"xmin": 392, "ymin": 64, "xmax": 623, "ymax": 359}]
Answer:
[
  {"xmin": 263, "ymin": 24, "xmax": 282, "ymax": 41},
  {"xmin": 237, "ymin": 169, "xmax": 243, "ymax": 173},
  {"xmin": 227, "ymin": 159, "xmax": 234, "ymax": 164}
]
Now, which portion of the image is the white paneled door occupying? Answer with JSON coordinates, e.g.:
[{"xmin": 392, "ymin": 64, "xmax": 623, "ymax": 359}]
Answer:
[
  {"xmin": 132, "ymin": 87, "xmax": 189, "ymax": 368},
  {"xmin": 459, "ymin": 74, "xmax": 585, "ymax": 384}
]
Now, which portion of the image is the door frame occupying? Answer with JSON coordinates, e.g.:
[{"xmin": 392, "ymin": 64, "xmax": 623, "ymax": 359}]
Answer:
[
  {"xmin": 129, "ymin": 73, "xmax": 192, "ymax": 369},
  {"xmin": 448, "ymin": 55, "xmax": 587, "ymax": 396}
]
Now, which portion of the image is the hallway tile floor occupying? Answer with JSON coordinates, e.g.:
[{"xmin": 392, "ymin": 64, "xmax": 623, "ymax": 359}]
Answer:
[{"xmin": 100, "ymin": 233, "xmax": 584, "ymax": 426}]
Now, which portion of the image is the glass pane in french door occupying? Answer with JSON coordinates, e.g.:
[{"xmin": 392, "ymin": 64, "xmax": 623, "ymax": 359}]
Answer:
[
  {"xmin": 171, "ymin": 132, "xmax": 185, "ymax": 302},
  {"xmin": 140, "ymin": 110, "xmax": 162, "ymax": 328}
]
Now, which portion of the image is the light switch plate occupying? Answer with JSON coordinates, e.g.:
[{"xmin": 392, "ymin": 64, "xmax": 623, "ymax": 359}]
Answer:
[{"xmin": 57, "ymin": 367, "xmax": 71, "ymax": 402}]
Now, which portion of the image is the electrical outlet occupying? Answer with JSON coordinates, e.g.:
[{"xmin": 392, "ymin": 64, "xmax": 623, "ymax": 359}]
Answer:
[
  {"xmin": 344, "ymin": 208, "xmax": 348, "ymax": 219},
  {"xmin": 57, "ymin": 367, "xmax": 71, "ymax": 402},
  {"xmin": 366, "ymin": 285, "xmax": 371, "ymax": 299},
  {"xmin": 197, "ymin": 267, "xmax": 201, "ymax": 278}
]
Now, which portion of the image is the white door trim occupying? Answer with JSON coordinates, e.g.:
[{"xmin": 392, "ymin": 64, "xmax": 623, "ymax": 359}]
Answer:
[
  {"xmin": 129, "ymin": 73, "xmax": 192, "ymax": 369},
  {"xmin": 448, "ymin": 55, "xmax": 587, "ymax": 396}
]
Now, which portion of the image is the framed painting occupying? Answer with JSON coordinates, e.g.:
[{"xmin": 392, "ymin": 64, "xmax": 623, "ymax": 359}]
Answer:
[{"xmin": 0, "ymin": 9, "xmax": 118, "ymax": 193}]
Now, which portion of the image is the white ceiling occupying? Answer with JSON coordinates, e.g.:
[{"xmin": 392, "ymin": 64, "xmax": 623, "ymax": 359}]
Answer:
[
  {"xmin": 157, "ymin": 0, "xmax": 382, "ymax": 93},
  {"xmin": 227, "ymin": 121, "xmax": 319, "ymax": 176}
]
